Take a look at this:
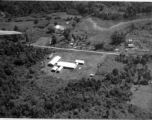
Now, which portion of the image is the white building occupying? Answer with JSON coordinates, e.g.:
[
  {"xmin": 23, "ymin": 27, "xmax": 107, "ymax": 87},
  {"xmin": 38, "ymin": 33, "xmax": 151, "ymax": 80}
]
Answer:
[
  {"xmin": 128, "ymin": 44, "xmax": 135, "ymax": 48},
  {"xmin": 51, "ymin": 66, "xmax": 58, "ymax": 72},
  {"xmin": 56, "ymin": 66, "xmax": 63, "ymax": 73},
  {"xmin": 57, "ymin": 61, "xmax": 77, "ymax": 69},
  {"xmin": 48, "ymin": 56, "xmax": 61, "ymax": 66},
  {"xmin": 75, "ymin": 60, "xmax": 85, "ymax": 65},
  {"xmin": 55, "ymin": 25, "xmax": 65, "ymax": 31}
]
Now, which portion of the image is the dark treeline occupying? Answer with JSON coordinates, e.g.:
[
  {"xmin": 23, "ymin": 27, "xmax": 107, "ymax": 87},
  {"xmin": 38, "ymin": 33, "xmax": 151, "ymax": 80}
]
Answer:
[{"xmin": 0, "ymin": 1, "xmax": 152, "ymax": 20}]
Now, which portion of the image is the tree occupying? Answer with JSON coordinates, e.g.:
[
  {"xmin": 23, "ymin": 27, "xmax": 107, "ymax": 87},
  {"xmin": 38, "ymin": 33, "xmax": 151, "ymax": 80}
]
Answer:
[
  {"xmin": 14, "ymin": 25, "xmax": 19, "ymax": 31},
  {"xmin": 111, "ymin": 31, "xmax": 125, "ymax": 45},
  {"xmin": 34, "ymin": 19, "xmax": 39, "ymax": 24},
  {"xmin": 48, "ymin": 25, "xmax": 55, "ymax": 34},
  {"xmin": 112, "ymin": 68, "xmax": 119, "ymax": 76},
  {"xmin": 72, "ymin": 21, "xmax": 76, "ymax": 28},
  {"xmin": 140, "ymin": 57, "xmax": 147, "ymax": 66},
  {"xmin": 2, "ymin": 28, "xmax": 6, "ymax": 30},
  {"xmin": 25, "ymin": 33, "xmax": 29, "ymax": 42},
  {"xmin": 63, "ymin": 28, "xmax": 71, "ymax": 39},
  {"xmin": 52, "ymin": 35, "xmax": 57, "ymax": 45},
  {"xmin": 54, "ymin": 22, "xmax": 58, "ymax": 26}
]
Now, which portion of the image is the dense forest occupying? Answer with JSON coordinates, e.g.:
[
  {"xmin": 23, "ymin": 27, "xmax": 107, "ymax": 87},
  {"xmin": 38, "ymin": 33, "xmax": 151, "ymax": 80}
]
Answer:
[
  {"xmin": 1, "ymin": 1, "xmax": 152, "ymax": 20},
  {"xmin": 0, "ymin": 35, "xmax": 152, "ymax": 118}
]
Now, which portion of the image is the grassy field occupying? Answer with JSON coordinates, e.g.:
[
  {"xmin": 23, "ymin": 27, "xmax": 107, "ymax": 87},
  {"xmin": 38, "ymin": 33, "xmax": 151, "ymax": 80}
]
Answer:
[
  {"xmin": 42, "ymin": 50, "xmax": 105, "ymax": 80},
  {"xmin": 74, "ymin": 17, "xmax": 112, "ymax": 45},
  {"xmin": 0, "ymin": 19, "xmax": 49, "ymax": 30},
  {"xmin": 130, "ymin": 84, "xmax": 152, "ymax": 113}
]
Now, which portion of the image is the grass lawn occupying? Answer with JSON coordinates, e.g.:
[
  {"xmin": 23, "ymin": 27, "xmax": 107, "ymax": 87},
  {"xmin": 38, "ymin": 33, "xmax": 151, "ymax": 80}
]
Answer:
[
  {"xmin": 33, "ymin": 37, "xmax": 51, "ymax": 46},
  {"xmin": 74, "ymin": 17, "xmax": 112, "ymax": 45},
  {"xmin": 42, "ymin": 50, "xmax": 105, "ymax": 80},
  {"xmin": 0, "ymin": 21, "xmax": 34, "ymax": 30},
  {"xmin": 0, "ymin": 19, "xmax": 49, "ymax": 30},
  {"xmin": 130, "ymin": 84, "xmax": 152, "ymax": 113}
]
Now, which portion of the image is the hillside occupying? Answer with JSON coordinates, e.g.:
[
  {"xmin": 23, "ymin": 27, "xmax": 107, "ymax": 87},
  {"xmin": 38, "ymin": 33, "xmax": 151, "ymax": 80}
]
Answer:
[{"xmin": 1, "ymin": 1, "xmax": 152, "ymax": 119}]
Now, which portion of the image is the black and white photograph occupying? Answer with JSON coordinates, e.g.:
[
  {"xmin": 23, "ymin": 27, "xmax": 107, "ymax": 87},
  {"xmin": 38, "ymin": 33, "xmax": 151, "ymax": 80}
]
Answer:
[{"xmin": 0, "ymin": 0, "xmax": 152, "ymax": 119}]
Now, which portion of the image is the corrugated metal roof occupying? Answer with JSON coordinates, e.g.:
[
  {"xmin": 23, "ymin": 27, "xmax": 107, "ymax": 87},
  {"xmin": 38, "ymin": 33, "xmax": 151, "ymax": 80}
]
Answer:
[
  {"xmin": 52, "ymin": 66, "xmax": 58, "ymax": 71},
  {"xmin": 48, "ymin": 56, "xmax": 61, "ymax": 65},
  {"xmin": 75, "ymin": 60, "xmax": 85, "ymax": 64},
  {"xmin": 57, "ymin": 66, "xmax": 63, "ymax": 72},
  {"xmin": 57, "ymin": 61, "xmax": 77, "ymax": 69}
]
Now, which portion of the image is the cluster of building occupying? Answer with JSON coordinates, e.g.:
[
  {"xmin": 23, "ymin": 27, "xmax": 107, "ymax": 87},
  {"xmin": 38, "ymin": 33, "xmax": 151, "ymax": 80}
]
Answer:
[{"xmin": 48, "ymin": 56, "xmax": 85, "ymax": 73}]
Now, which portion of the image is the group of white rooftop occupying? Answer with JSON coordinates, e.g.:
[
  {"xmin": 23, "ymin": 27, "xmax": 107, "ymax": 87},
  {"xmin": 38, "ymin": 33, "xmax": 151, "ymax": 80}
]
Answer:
[{"xmin": 48, "ymin": 56, "xmax": 85, "ymax": 73}]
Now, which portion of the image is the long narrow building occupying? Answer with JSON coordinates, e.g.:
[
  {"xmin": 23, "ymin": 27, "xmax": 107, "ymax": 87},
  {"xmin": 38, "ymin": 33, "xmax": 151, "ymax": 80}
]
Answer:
[{"xmin": 57, "ymin": 61, "xmax": 77, "ymax": 69}]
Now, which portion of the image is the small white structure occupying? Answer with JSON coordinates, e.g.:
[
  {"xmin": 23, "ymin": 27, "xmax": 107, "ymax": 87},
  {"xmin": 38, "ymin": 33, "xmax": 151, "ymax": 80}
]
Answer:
[
  {"xmin": 89, "ymin": 74, "xmax": 94, "ymax": 77},
  {"xmin": 57, "ymin": 61, "xmax": 77, "ymax": 69},
  {"xmin": 66, "ymin": 22, "xmax": 70, "ymax": 25},
  {"xmin": 128, "ymin": 39, "xmax": 133, "ymax": 42},
  {"xmin": 70, "ymin": 43, "xmax": 74, "ymax": 46},
  {"xmin": 55, "ymin": 25, "xmax": 65, "ymax": 31},
  {"xmin": 48, "ymin": 56, "xmax": 61, "ymax": 66},
  {"xmin": 128, "ymin": 44, "xmax": 135, "ymax": 48},
  {"xmin": 51, "ymin": 66, "xmax": 58, "ymax": 72},
  {"xmin": 56, "ymin": 66, "xmax": 63, "ymax": 73},
  {"xmin": 75, "ymin": 60, "xmax": 85, "ymax": 65},
  {"xmin": 47, "ymin": 53, "xmax": 53, "ymax": 59},
  {"xmin": 114, "ymin": 48, "xmax": 119, "ymax": 52}
]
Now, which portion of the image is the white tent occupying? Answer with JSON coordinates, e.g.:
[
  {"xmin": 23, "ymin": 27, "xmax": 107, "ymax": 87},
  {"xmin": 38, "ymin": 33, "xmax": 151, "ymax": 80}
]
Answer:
[
  {"xmin": 51, "ymin": 66, "xmax": 58, "ymax": 72},
  {"xmin": 56, "ymin": 66, "xmax": 63, "ymax": 73},
  {"xmin": 57, "ymin": 61, "xmax": 77, "ymax": 69},
  {"xmin": 48, "ymin": 56, "xmax": 61, "ymax": 66},
  {"xmin": 0, "ymin": 30, "xmax": 22, "ymax": 35},
  {"xmin": 75, "ymin": 60, "xmax": 85, "ymax": 65},
  {"xmin": 128, "ymin": 44, "xmax": 134, "ymax": 48}
]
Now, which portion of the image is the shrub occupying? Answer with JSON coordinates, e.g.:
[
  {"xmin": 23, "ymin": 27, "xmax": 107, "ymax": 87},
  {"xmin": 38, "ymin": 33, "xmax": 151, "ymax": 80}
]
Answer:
[
  {"xmin": 67, "ymin": 9, "xmax": 79, "ymax": 15},
  {"xmin": 14, "ymin": 25, "xmax": 19, "ymax": 31},
  {"xmin": 34, "ymin": 19, "xmax": 39, "ymax": 24},
  {"xmin": 103, "ymin": 44, "xmax": 115, "ymax": 51},
  {"xmin": 111, "ymin": 31, "xmax": 125, "ymax": 45}
]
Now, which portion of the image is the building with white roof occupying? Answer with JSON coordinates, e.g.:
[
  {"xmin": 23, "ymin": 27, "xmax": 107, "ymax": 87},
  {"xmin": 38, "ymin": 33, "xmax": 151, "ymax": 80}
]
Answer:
[
  {"xmin": 48, "ymin": 56, "xmax": 61, "ymax": 66},
  {"xmin": 55, "ymin": 25, "xmax": 65, "ymax": 31},
  {"xmin": 75, "ymin": 60, "xmax": 85, "ymax": 65},
  {"xmin": 56, "ymin": 66, "xmax": 63, "ymax": 73},
  {"xmin": 128, "ymin": 44, "xmax": 135, "ymax": 48},
  {"xmin": 57, "ymin": 61, "xmax": 77, "ymax": 69},
  {"xmin": 51, "ymin": 66, "xmax": 58, "ymax": 72}
]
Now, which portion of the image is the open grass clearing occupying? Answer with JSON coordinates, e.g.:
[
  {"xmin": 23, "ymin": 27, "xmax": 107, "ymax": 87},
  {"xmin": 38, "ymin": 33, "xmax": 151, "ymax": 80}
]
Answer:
[
  {"xmin": 42, "ymin": 50, "xmax": 105, "ymax": 80},
  {"xmin": 74, "ymin": 17, "xmax": 112, "ymax": 45},
  {"xmin": 0, "ymin": 19, "xmax": 49, "ymax": 30},
  {"xmin": 130, "ymin": 84, "xmax": 152, "ymax": 113}
]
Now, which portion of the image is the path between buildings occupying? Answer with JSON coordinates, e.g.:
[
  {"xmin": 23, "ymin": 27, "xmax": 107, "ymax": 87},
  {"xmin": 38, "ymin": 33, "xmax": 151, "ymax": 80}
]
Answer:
[{"xmin": 30, "ymin": 44, "xmax": 120, "ymax": 55}]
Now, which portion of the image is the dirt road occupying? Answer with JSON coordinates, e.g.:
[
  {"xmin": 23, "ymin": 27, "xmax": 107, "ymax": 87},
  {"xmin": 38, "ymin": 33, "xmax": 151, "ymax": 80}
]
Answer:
[{"xmin": 30, "ymin": 44, "xmax": 120, "ymax": 55}]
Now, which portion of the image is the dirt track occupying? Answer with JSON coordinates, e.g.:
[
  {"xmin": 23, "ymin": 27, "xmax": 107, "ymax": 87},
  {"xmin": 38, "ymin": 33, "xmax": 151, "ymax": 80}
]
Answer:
[{"xmin": 31, "ymin": 44, "xmax": 120, "ymax": 55}]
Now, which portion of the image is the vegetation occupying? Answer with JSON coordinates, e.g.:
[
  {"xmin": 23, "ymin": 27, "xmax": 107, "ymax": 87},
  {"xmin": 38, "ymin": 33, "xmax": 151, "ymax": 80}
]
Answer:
[
  {"xmin": 0, "ymin": 35, "xmax": 152, "ymax": 118},
  {"xmin": 1, "ymin": 1, "xmax": 152, "ymax": 20},
  {"xmin": 14, "ymin": 25, "xmax": 19, "ymax": 31},
  {"xmin": 111, "ymin": 31, "xmax": 125, "ymax": 45},
  {"xmin": 1, "ymin": 1, "xmax": 152, "ymax": 118},
  {"xmin": 115, "ymin": 53, "xmax": 152, "ymax": 85}
]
